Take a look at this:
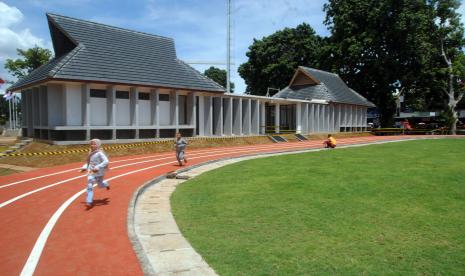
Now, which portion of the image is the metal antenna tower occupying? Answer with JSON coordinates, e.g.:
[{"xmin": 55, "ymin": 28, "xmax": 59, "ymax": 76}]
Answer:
[{"xmin": 226, "ymin": 0, "xmax": 231, "ymax": 93}]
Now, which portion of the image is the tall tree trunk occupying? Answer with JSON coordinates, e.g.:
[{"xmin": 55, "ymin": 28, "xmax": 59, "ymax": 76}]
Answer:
[{"xmin": 441, "ymin": 39, "xmax": 460, "ymax": 135}]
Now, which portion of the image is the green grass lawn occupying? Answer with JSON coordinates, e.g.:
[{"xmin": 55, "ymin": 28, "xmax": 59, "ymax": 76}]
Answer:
[{"xmin": 171, "ymin": 139, "xmax": 465, "ymax": 275}]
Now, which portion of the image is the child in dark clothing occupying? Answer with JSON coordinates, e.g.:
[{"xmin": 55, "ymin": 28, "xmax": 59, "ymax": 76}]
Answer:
[{"xmin": 174, "ymin": 132, "xmax": 188, "ymax": 166}]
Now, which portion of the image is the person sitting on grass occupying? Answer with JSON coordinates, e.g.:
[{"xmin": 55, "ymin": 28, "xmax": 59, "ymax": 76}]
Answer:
[
  {"xmin": 323, "ymin": 134, "xmax": 337, "ymax": 148},
  {"xmin": 174, "ymin": 132, "xmax": 188, "ymax": 166}
]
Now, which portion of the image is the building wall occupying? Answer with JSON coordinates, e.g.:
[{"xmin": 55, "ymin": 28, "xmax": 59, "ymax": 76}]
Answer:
[{"xmin": 20, "ymin": 81, "xmax": 370, "ymax": 142}]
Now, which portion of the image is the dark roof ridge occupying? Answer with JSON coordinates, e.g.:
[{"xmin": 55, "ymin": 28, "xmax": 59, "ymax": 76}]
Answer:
[
  {"xmin": 46, "ymin": 13, "xmax": 174, "ymax": 43},
  {"xmin": 299, "ymin": 66, "xmax": 339, "ymax": 77},
  {"xmin": 48, "ymin": 43, "xmax": 85, "ymax": 77}
]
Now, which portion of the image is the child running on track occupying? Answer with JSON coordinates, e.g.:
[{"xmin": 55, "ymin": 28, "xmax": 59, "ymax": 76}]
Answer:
[
  {"xmin": 174, "ymin": 132, "xmax": 188, "ymax": 166},
  {"xmin": 80, "ymin": 138, "xmax": 110, "ymax": 208}
]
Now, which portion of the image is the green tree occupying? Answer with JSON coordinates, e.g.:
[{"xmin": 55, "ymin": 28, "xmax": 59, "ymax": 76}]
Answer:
[
  {"xmin": 323, "ymin": 0, "xmax": 438, "ymax": 127},
  {"xmin": 203, "ymin": 66, "xmax": 235, "ymax": 92},
  {"xmin": 238, "ymin": 23, "xmax": 325, "ymax": 96},
  {"xmin": 429, "ymin": 0, "xmax": 465, "ymax": 134},
  {"xmin": 4, "ymin": 46, "xmax": 53, "ymax": 79}
]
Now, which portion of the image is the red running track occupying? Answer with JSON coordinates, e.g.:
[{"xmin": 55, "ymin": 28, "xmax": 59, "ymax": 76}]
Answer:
[{"xmin": 0, "ymin": 135, "xmax": 460, "ymax": 275}]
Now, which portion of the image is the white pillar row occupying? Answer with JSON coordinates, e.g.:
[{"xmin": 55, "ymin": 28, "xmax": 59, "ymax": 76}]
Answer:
[
  {"xmin": 232, "ymin": 98, "xmax": 242, "ymax": 135},
  {"xmin": 197, "ymin": 95, "xmax": 205, "ymax": 136},
  {"xmin": 357, "ymin": 106, "xmax": 362, "ymax": 131},
  {"xmin": 251, "ymin": 100, "xmax": 260, "ymax": 135},
  {"xmin": 223, "ymin": 97, "xmax": 233, "ymax": 136},
  {"xmin": 274, "ymin": 103, "xmax": 280, "ymax": 134},
  {"xmin": 296, "ymin": 103, "xmax": 302, "ymax": 134},
  {"xmin": 309, "ymin": 104, "xmax": 314, "ymax": 133},
  {"xmin": 260, "ymin": 101, "xmax": 266, "ymax": 135},
  {"xmin": 212, "ymin": 97, "xmax": 223, "ymax": 136}
]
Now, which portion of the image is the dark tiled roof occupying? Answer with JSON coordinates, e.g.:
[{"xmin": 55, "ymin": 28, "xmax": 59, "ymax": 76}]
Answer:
[
  {"xmin": 9, "ymin": 13, "xmax": 224, "ymax": 92},
  {"xmin": 274, "ymin": 66, "xmax": 375, "ymax": 107}
]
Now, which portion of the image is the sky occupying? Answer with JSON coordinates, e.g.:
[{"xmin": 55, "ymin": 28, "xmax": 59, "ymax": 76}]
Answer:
[{"xmin": 0, "ymin": 0, "xmax": 464, "ymax": 95}]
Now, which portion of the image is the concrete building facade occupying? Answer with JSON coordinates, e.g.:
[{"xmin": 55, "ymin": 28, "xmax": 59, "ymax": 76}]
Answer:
[{"xmin": 10, "ymin": 14, "xmax": 374, "ymax": 143}]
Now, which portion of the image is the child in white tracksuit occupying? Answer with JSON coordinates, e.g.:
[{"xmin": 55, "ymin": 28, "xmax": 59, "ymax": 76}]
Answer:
[{"xmin": 81, "ymin": 138, "xmax": 110, "ymax": 207}]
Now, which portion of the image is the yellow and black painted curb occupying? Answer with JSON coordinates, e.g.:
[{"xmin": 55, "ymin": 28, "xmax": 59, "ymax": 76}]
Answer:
[{"xmin": 0, "ymin": 136, "xmax": 266, "ymax": 158}]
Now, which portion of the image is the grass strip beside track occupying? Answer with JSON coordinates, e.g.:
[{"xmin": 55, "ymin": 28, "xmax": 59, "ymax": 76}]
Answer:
[{"xmin": 172, "ymin": 139, "xmax": 465, "ymax": 275}]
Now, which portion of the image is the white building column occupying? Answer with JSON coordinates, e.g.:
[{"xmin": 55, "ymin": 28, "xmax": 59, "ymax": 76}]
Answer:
[
  {"xmin": 241, "ymin": 98, "xmax": 251, "ymax": 135},
  {"xmin": 223, "ymin": 97, "xmax": 233, "ymax": 136},
  {"xmin": 81, "ymin": 83, "xmax": 90, "ymax": 140},
  {"xmin": 315, "ymin": 104, "xmax": 320, "ymax": 132},
  {"xmin": 251, "ymin": 100, "xmax": 260, "ymax": 135},
  {"xmin": 260, "ymin": 101, "xmax": 266, "ymax": 134},
  {"xmin": 39, "ymin": 85, "xmax": 48, "ymax": 127},
  {"xmin": 274, "ymin": 103, "xmax": 280, "ymax": 134},
  {"xmin": 198, "ymin": 95, "xmax": 205, "ymax": 136},
  {"xmin": 130, "ymin": 87, "xmax": 139, "ymax": 138},
  {"xmin": 151, "ymin": 89, "xmax": 159, "ymax": 137},
  {"xmin": 27, "ymin": 89, "xmax": 33, "ymax": 136},
  {"xmin": 362, "ymin": 107, "xmax": 367, "ymax": 131},
  {"xmin": 213, "ymin": 97, "xmax": 223, "ymax": 135},
  {"xmin": 336, "ymin": 104, "xmax": 341, "ymax": 132},
  {"xmin": 204, "ymin": 95, "xmax": 213, "ymax": 136},
  {"xmin": 233, "ymin": 98, "xmax": 242, "ymax": 135},
  {"xmin": 107, "ymin": 85, "xmax": 116, "ymax": 139},
  {"xmin": 329, "ymin": 105, "xmax": 335, "ymax": 132},
  {"xmin": 187, "ymin": 92, "xmax": 196, "ymax": 126},
  {"xmin": 170, "ymin": 90, "xmax": 178, "ymax": 132},
  {"xmin": 308, "ymin": 104, "xmax": 314, "ymax": 133},
  {"xmin": 302, "ymin": 103, "xmax": 308, "ymax": 134},
  {"xmin": 296, "ymin": 103, "xmax": 302, "ymax": 134}
]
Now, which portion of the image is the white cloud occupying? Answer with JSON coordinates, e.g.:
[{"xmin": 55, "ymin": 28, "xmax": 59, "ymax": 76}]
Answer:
[
  {"xmin": 0, "ymin": 1, "xmax": 49, "ymax": 93},
  {"xmin": 0, "ymin": 1, "xmax": 23, "ymax": 27}
]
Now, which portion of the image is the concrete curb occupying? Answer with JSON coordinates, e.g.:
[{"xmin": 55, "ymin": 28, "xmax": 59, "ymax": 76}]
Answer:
[{"xmin": 127, "ymin": 136, "xmax": 459, "ymax": 275}]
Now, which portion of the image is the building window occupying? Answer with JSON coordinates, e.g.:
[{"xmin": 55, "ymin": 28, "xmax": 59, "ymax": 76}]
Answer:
[
  {"xmin": 116, "ymin": 91, "xmax": 129, "ymax": 99},
  {"xmin": 159, "ymin": 94, "xmax": 170, "ymax": 101},
  {"xmin": 90, "ymin": 89, "xmax": 106, "ymax": 98},
  {"xmin": 138, "ymin": 92, "xmax": 150, "ymax": 100}
]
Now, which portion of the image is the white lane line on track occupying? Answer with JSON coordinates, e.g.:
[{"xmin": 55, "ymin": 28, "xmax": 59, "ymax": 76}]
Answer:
[
  {"xmin": 19, "ymin": 137, "xmax": 411, "ymax": 276},
  {"xmin": 1, "ymin": 136, "xmax": 389, "ymax": 189},
  {"xmin": 0, "ymin": 147, "xmax": 245, "ymax": 189},
  {"xmin": 0, "ymin": 141, "xmax": 330, "ymax": 208}
]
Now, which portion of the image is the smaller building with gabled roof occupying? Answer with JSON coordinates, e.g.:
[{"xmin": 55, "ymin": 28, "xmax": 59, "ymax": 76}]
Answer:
[{"xmin": 10, "ymin": 14, "xmax": 374, "ymax": 143}]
